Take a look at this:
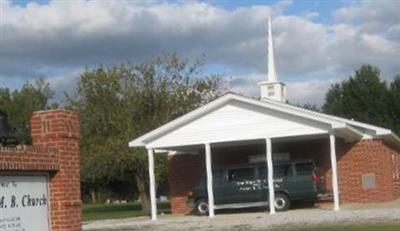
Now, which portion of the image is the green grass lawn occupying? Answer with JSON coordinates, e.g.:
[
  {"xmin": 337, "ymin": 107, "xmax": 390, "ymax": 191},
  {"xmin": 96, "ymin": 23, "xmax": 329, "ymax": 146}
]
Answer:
[
  {"xmin": 269, "ymin": 223, "xmax": 400, "ymax": 231},
  {"xmin": 82, "ymin": 202, "xmax": 170, "ymax": 221}
]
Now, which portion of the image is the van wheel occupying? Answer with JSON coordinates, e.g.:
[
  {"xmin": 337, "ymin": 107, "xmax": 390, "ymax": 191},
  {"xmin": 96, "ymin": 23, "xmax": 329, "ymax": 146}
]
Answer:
[
  {"xmin": 274, "ymin": 193, "xmax": 290, "ymax": 211},
  {"xmin": 195, "ymin": 198, "xmax": 209, "ymax": 216}
]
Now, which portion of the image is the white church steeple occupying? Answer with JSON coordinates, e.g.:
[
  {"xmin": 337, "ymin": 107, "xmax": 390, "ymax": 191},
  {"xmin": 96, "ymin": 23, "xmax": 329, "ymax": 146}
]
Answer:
[
  {"xmin": 259, "ymin": 16, "xmax": 287, "ymax": 103},
  {"xmin": 267, "ymin": 16, "xmax": 277, "ymax": 82}
]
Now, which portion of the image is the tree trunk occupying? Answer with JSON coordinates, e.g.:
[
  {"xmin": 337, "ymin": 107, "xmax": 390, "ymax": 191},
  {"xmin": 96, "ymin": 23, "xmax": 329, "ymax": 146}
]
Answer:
[
  {"xmin": 135, "ymin": 175, "xmax": 150, "ymax": 212},
  {"xmin": 90, "ymin": 189, "xmax": 97, "ymax": 204}
]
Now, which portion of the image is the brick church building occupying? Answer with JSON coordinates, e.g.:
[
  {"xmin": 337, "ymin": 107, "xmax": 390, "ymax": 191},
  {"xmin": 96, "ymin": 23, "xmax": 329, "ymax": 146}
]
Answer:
[{"xmin": 129, "ymin": 18, "xmax": 400, "ymax": 219}]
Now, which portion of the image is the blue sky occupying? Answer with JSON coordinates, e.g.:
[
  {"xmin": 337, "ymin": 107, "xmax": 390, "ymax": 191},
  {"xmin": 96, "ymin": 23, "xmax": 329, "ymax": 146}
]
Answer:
[
  {"xmin": 211, "ymin": 0, "xmax": 346, "ymax": 22},
  {"xmin": 1, "ymin": 0, "xmax": 400, "ymax": 105}
]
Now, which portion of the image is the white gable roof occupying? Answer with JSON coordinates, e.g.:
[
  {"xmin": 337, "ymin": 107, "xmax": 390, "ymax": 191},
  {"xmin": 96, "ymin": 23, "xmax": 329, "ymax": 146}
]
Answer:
[{"xmin": 129, "ymin": 93, "xmax": 400, "ymax": 149}]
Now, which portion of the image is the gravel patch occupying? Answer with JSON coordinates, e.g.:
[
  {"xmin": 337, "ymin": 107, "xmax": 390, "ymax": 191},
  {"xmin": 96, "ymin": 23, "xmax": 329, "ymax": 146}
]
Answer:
[{"xmin": 83, "ymin": 208, "xmax": 400, "ymax": 231}]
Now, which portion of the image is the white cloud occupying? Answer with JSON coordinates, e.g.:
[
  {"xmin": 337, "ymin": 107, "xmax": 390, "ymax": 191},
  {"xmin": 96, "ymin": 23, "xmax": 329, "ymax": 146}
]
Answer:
[
  {"xmin": 273, "ymin": 16, "xmax": 328, "ymax": 75},
  {"xmin": 224, "ymin": 73, "xmax": 338, "ymax": 106},
  {"xmin": 286, "ymin": 79, "xmax": 337, "ymax": 105},
  {"xmin": 47, "ymin": 68, "xmax": 81, "ymax": 103},
  {"xmin": 0, "ymin": 0, "xmax": 400, "ymax": 104},
  {"xmin": 335, "ymin": 1, "xmax": 400, "ymax": 32},
  {"xmin": 0, "ymin": 0, "xmax": 331, "ymax": 77},
  {"xmin": 302, "ymin": 12, "xmax": 319, "ymax": 20},
  {"xmin": 225, "ymin": 73, "xmax": 264, "ymax": 97},
  {"xmin": 0, "ymin": 0, "xmax": 271, "ymax": 76}
]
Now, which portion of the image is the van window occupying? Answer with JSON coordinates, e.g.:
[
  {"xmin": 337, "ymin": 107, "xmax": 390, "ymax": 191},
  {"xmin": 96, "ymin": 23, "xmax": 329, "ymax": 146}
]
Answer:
[
  {"xmin": 275, "ymin": 164, "xmax": 292, "ymax": 177},
  {"xmin": 213, "ymin": 170, "xmax": 224, "ymax": 182},
  {"xmin": 258, "ymin": 164, "xmax": 292, "ymax": 178},
  {"xmin": 258, "ymin": 167, "xmax": 267, "ymax": 178},
  {"xmin": 228, "ymin": 168, "xmax": 254, "ymax": 181},
  {"xmin": 295, "ymin": 163, "xmax": 314, "ymax": 176}
]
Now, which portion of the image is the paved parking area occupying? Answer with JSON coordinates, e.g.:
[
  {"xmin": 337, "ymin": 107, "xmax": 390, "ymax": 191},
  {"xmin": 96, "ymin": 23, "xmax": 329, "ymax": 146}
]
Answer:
[{"xmin": 83, "ymin": 206, "xmax": 400, "ymax": 231}]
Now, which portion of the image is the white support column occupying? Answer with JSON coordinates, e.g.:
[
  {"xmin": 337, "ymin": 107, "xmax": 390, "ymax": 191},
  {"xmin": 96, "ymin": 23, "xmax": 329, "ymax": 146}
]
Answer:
[
  {"xmin": 205, "ymin": 143, "xmax": 215, "ymax": 217},
  {"xmin": 148, "ymin": 149, "xmax": 157, "ymax": 220},
  {"xmin": 329, "ymin": 133, "xmax": 340, "ymax": 211},
  {"xmin": 265, "ymin": 138, "xmax": 276, "ymax": 214}
]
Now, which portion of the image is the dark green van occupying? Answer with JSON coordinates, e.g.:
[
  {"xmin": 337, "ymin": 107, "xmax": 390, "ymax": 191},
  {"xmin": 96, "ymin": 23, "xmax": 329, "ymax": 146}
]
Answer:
[{"xmin": 188, "ymin": 160, "xmax": 318, "ymax": 215}]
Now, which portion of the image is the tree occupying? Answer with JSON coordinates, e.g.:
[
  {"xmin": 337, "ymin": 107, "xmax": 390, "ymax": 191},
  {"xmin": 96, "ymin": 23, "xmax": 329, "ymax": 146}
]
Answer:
[
  {"xmin": 68, "ymin": 54, "xmax": 221, "ymax": 210},
  {"xmin": 389, "ymin": 75, "xmax": 400, "ymax": 135},
  {"xmin": 0, "ymin": 78, "xmax": 55, "ymax": 143},
  {"xmin": 322, "ymin": 65, "xmax": 392, "ymax": 129},
  {"xmin": 296, "ymin": 103, "xmax": 321, "ymax": 112}
]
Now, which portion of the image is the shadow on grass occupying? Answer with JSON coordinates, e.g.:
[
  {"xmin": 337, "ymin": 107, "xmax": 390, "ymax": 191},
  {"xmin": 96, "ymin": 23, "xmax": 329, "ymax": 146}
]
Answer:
[{"xmin": 82, "ymin": 202, "xmax": 171, "ymax": 221}]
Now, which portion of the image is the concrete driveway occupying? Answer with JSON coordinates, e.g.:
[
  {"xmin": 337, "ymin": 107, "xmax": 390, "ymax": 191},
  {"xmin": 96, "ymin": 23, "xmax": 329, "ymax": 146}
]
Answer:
[{"xmin": 83, "ymin": 204, "xmax": 400, "ymax": 231}]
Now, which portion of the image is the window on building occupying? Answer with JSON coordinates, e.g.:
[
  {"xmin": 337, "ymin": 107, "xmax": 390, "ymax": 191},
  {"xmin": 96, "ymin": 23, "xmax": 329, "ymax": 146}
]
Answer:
[
  {"xmin": 393, "ymin": 154, "xmax": 400, "ymax": 181},
  {"xmin": 397, "ymin": 155, "xmax": 400, "ymax": 180},
  {"xmin": 392, "ymin": 154, "xmax": 396, "ymax": 180},
  {"xmin": 362, "ymin": 173, "xmax": 376, "ymax": 190}
]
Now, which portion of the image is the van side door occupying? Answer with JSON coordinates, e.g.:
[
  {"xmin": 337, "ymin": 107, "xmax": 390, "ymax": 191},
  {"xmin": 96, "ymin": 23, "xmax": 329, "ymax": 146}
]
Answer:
[
  {"xmin": 258, "ymin": 164, "xmax": 294, "ymax": 201},
  {"xmin": 224, "ymin": 167, "xmax": 258, "ymax": 204},
  {"xmin": 212, "ymin": 170, "xmax": 227, "ymax": 205}
]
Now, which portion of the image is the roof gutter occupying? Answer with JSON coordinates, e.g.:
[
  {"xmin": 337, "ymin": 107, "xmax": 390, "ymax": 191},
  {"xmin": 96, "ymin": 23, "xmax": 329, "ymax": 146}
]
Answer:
[
  {"xmin": 378, "ymin": 132, "xmax": 400, "ymax": 150},
  {"xmin": 333, "ymin": 124, "xmax": 364, "ymax": 142}
]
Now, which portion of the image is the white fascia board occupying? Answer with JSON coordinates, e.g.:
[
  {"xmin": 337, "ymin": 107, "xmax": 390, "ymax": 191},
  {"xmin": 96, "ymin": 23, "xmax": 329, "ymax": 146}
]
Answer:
[
  {"xmin": 378, "ymin": 132, "xmax": 400, "ymax": 150},
  {"xmin": 391, "ymin": 133, "xmax": 400, "ymax": 142},
  {"xmin": 334, "ymin": 125, "xmax": 364, "ymax": 142},
  {"xmin": 128, "ymin": 94, "xmax": 234, "ymax": 147},
  {"xmin": 145, "ymin": 127, "xmax": 363, "ymax": 150},
  {"xmin": 340, "ymin": 120, "xmax": 391, "ymax": 135},
  {"xmin": 128, "ymin": 140, "xmax": 145, "ymax": 147},
  {"xmin": 374, "ymin": 128, "xmax": 393, "ymax": 135},
  {"xmin": 145, "ymin": 135, "xmax": 267, "ymax": 149},
  {"xmin": 145, "ymin": 131, "xmax": 331, "ymax": 150},
  {"xmin": 382, "ymin": 132, "xmax": 400, "ymax": 143},
  {"xmin": 261, "ymin": 97, "xmax": 391, "ymax": 135}
]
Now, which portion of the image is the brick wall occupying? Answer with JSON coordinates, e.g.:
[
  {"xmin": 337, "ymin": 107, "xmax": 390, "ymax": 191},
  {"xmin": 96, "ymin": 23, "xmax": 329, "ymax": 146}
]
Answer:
[
  {"xmin": 168, "ymin": 154, "xmax": 204, "ymax": 214},
  {"xmin": 0, "ymin": 109, "xmax": 82, "ymax": 231},
  {"xmin": 0, "ymin": 146, "xmax": 59, "ymax": 171},
  {"xmin": 382, "ymin": 142, "xmax": 400, "ymax": 198},
  {"xmin": 31, "ymin": 109, "xmax": 82, "ymax": 231},
  {"xmin": 279, "ymin": 139, "xmax": 400, "ymax": 203},
  {"xmin": 336, "ymin": 140, "xmax": 397, "ymax": 203}
]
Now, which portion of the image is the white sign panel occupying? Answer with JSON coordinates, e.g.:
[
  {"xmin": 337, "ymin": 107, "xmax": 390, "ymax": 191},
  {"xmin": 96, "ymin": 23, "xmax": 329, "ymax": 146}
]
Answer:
[{"xmin": 0, "ymin": 175, "xmax": 50, "ymax": 231}]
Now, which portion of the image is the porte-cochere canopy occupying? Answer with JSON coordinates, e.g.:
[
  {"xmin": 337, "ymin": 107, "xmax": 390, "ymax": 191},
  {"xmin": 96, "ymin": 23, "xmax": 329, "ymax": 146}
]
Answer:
[
  {"xmin": 129, "ymin": 93, "xmax": 400, "ymax": 220},
  {"xmin": 130, "ymin": 93, "xmax": 399, "ymax": 150}
]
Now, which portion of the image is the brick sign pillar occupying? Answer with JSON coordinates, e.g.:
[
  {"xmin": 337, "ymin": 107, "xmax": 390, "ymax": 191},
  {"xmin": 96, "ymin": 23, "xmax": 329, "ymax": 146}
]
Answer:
[{"xmin": 30, "ymin": 110, "xmax": 82, "ymax": 231}]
